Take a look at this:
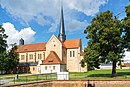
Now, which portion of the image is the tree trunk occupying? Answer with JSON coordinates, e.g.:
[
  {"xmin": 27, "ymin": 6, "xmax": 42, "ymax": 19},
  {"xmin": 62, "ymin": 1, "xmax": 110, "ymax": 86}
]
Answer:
[{"xmin": 112, "ymin": 60, "xmax": 116, "ymax": 77}]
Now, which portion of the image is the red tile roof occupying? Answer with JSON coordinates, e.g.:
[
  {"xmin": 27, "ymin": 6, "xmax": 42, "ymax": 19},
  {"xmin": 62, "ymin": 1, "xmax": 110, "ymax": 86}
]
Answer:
[
  {"xmin": 17, "ymin": 38, "xmax": 81, "ymax": 53},
  {"xmin": 17, "ymin": 42, "xmax": 46, "ymax": 52},
  {"xmin": 63, "ymin": 38, "xmax": 81, "ymax": 48},
  {"xmin": 41, "ymin": 51, "xmax": 65, "ymax": 65}
]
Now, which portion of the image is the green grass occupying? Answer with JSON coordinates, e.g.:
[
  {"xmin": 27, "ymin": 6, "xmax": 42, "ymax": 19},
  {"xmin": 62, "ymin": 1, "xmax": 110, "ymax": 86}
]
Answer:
[
  {"xmin": 1, "ymin": 69, "xmax": 130, "ymax": 83},
  {"xmin": 69, "ymin": 69, "xmax": 130, "ymax": 80},
  {"xmin": 14, "ymin": 74, "xmax": 57, "ymax": 82}
]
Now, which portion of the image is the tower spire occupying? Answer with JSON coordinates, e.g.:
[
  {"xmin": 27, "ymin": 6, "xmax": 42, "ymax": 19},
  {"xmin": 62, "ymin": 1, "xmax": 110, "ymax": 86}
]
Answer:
[{"xmin": 58, "ymin": 6, "xmax": 66, "ymax": 42}]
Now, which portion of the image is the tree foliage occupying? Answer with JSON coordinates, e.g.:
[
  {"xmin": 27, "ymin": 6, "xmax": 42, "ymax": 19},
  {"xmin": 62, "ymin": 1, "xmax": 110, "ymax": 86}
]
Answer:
[
  {"xmin": 82, "ymin": 10, "xmax": 124, "ymax": 77},
  {"xmin": 0, "ymin": 26, "xmax": 19, "ymax": 74},
  {"xmin": 0, "ymin": 25, "xmax": 8, "ymax": 73},
  {"xmin": 123, "ymin": 5, "xmax": 130, "ymax": 50},
  {"xmin": 5, "ymin": 44, "xmax": 19, "ymax": 73},
  {"xmin": 0, "ymin": 26, "xmax": 8, "ymax": 52}
]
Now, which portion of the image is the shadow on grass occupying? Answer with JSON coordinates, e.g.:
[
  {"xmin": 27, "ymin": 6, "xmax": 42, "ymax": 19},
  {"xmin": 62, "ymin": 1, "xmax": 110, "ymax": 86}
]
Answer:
[
  {"xmin": 87, "ymin": 74, "xmax": 111, "ymax": 77},
  {"xmin": 117, "ymin": 72, "xmax": 130, "ymax": 76},
  {"xmin": 87, "ymin": 72, "xmax": 130, "ymax": 77}
]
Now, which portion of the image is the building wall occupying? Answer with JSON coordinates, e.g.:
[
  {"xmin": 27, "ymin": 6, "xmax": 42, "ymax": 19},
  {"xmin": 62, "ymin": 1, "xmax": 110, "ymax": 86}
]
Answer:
[
  {"xmin": 19, "ymin": 53, "xmax": 27, "ymax": 62},
  {"xmin": 18, "ymin": 51, "xmax": 45, "ymax": 74},
  {"xmin": 37, "ymin": 66, "xmax": 41, "ymax": 74},
  {"xmin": 41, "ymin": 64, "xmax": 61, "ymax": 73},
  {"xmin": 66, "ymin": 47, "xmax": 87, "ymax": 72},
  {"xmin": 18, "ymin": 51, "xmax": 45, "ymax": 63},
  {"xmin": 27, "ymin": 52, "xmax": 36, "ymax": 62},
  {"xmin": 29, "ymin": 66, "xmax": 37, "ymax": 74},
  {"xmin": 62, "ymin": 47, "xmax": 67, "ymax": 64},
  {"xmin": 35, "ymin": 51, "xmax": 45, "ymax": 61},
  {"xmin": 46, "ymin": 35, "xmax": 63, "ymax": 61},
  {"xmin": 67, "ymin": 48, "xmax": 79, "ymax": 72}
]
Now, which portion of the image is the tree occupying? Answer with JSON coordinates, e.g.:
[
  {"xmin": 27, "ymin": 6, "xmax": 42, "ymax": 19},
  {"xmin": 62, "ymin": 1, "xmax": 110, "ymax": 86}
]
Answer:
[
  {"xmin": 123, "ymin": 5, "xmax": 130, "ymax": 50},
  {"xmin": 82, "ymin": 10, "xmax": 123, "ymax": 77},
  {"xmin": 0, "ymin": 26, "xmax": 19, "ymax": 74},
  {"xmin": 0, "ymin": 26, "xmax": 8, "ymax": 73},
  {"xmin": 5, "ymin": 44, "xmax": 19, "ymax": 74},
  {"xmin": 0, "ymin": 26, "xmax": 8, "ymax": 52},
  {"xmin": 0, "ymin": 51, "xmax": 8, "ymax": 74},
  {"xmin": 81, "ymin": 46, "xmax": 100, "ymax": 71}
]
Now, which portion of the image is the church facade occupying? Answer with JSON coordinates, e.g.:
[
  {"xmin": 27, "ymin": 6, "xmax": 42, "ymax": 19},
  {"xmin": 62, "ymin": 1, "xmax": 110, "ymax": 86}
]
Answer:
[{"xmin": 17, "ymin": 8, "xmax": 87, "ymax": 74}]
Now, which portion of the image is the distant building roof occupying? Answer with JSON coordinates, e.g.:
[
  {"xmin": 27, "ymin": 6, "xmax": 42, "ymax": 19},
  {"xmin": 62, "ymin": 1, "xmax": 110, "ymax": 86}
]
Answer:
[
  {"xmin": 41, "ymin": 51, "xmax": 65, "ymax": 65},
  {"xmin": 17, "ymin": 42, "xmax": 46, "ymax": 52}
]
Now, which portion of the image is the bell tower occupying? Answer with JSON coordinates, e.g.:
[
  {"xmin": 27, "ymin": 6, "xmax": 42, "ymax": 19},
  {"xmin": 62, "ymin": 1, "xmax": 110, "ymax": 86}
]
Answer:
[
  {"xmin": 19, "ymin": 38, "xmax": 24, "ymax": 46},
  {"xmin": 58, "ymin": 6, "xmax": 66, "ymax": 42}
]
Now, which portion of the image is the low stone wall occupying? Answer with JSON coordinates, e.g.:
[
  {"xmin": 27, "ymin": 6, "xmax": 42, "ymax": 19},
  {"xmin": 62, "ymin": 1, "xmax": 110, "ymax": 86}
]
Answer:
[
  {"xmin": 3, "ymin": 80, "xmax": 130, "ymax": 87},
  {"xmin": 52, "ymin": 80, "xmax": 130, "ymax": 87}
]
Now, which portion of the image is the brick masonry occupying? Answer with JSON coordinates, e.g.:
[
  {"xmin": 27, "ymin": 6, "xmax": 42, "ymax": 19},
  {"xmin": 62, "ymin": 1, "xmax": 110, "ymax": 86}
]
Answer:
[{"xmin": 3, "ymin": 80, "xmax": 130, "ymax": 87}]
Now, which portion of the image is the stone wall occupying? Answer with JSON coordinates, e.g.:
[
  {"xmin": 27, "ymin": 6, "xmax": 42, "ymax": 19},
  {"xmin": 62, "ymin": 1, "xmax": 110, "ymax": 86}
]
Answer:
[{"xmin": 3, "ymin": 80, "xmax": 130, "ymax": 87}]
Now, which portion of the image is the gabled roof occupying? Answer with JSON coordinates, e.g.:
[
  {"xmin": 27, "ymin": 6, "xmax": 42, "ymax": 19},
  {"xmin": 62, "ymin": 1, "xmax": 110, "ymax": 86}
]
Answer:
[
  {"xmin": 46, "ymin": 34, "xmax": 62, "ymax": 46},
  {"xmin": 63, "ymin": 38, "xmax": 81, "ymax": 49},
  {"xmin": 17, "ymin": 42, "xmax": 46, "ymax": 52},
  {"xmin": 17, "ymin": 37, "xmax": 81, "ymax": 53},
  {"xmin": 41, "ymin": 51, "xmax": 65, "ymax": 65}
]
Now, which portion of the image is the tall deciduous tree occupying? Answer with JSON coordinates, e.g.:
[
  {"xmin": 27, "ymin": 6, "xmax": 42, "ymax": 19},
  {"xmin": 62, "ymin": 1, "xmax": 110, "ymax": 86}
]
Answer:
[
  {"xmin": 5, "ymin": 44, "xmax": 19, "ymax": 73},
  {"xmin": 82, "ymin": 10, "xmax": 123, "ymax": 77},
  {"xmin": 0, "ymin": 26, "xmax": 8, "ymax": 52},
  {"xmin": 0, "ymin": 26, "xmax": 8, "ymax": 73},
  {"xmin": 123, "ymin": 5, "xmax": 130, "ymax": 50},
  {"xmin": 0, "ymin": 26, "xmax": 19, "ymax": 74}
]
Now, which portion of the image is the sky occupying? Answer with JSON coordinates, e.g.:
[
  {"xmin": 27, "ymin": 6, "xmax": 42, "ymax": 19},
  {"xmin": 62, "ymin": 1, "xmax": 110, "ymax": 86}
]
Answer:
[{"xmin": 0, "ymin": 0, "xmax": 129, "ymax": 49}]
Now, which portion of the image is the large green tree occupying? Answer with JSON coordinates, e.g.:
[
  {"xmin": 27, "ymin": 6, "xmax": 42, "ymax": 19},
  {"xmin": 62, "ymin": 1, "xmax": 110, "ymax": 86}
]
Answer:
[
  {"xmin": 0, "ymin": 26, "xmax": 8, "ymax": 52},
  {"xmin": 0, "ymin": 26, "xmax": 8, "ymax": 73},
  {"xmin": 82, "ymin": 10, "xmax": 123, "ymax": 77},
  {"xmin": 123, "ymin": 5, "xmax": 130, "ymax": 50},
  {"xmin": 5, "ymin": 44, "xmax": 19, "ymax": 74},
  {"xmin": 0, "ymin": 26, "xmax": 19, "ymax": 74}
]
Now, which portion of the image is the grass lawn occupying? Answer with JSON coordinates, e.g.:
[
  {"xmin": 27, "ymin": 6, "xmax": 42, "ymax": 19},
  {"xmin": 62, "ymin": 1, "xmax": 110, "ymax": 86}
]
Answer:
[
  {"xmin": 70, "ymin": 69, "xmax": 130, "ymax": 80},
  {"xmin": 1, "ymin": 69, "xmax": 130, "ymax": 83},
  {"xmin": 15, "ymin": 74, "xmax": 57, "ymax": 82}
]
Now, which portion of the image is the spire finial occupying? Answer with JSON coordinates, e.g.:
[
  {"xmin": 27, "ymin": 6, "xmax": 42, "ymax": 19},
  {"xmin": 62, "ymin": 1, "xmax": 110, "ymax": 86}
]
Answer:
[{"xmin": 58, "ymin": 4, "xmax": 66, "ymax": 42}]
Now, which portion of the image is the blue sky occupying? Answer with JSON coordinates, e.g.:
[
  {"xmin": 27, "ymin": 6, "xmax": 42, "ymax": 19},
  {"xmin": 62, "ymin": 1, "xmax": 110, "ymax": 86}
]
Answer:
[{"xmin": 0, "ymin": 0, "xmax": 129, "ymax": 49}]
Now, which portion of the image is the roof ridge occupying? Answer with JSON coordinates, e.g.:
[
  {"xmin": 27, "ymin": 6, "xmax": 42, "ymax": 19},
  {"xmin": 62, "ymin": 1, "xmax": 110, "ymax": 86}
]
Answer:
[
  {"xmin": 24, "ymin": 42, "xmax": 47, "ymax": 45},
  {"xmin": 17, "ymin": 42, "xmax": 46, "ymax": 52}
]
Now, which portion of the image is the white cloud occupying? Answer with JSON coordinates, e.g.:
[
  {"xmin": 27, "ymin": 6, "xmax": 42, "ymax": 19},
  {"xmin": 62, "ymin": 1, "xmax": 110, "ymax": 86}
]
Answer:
[
  {"xmin": 66, "ymin": 20, "xmax": 89, "ymax": 32},
  {"xmin": 64, "ymin": 0, "xmax": 108, "ymax": 16},
  {"xmin": 123, "ymin": 50, "xmax": 130, "ymax": 63},
  {"xmin": 2, "ymin": 22, "xmax": 36, "ymax": 47},
  {"xmin": 0, "ymin": 0, "xmax": 108, "ymax": 32},
  {"xmin": 0, "ymin": 0, "xmax": 61, "ymax": 24},
  {"xmin": 48, "ymin": 23, "xmax": 58, "ymax": 33}
]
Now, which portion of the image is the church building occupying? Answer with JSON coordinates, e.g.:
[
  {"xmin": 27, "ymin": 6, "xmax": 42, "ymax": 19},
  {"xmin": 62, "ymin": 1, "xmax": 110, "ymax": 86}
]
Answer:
[{"xmin": 17, "ymin": 7, "xmax": 87, "ymax": 74}]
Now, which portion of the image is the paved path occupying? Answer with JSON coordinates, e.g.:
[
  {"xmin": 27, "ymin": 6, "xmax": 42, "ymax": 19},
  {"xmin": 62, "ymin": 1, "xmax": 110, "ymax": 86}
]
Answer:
[
  {"xmin": 0, "ymin": 79, "xmax": 14, "ymax": 86},
  {"xmin": 0, "ymin": 74, "xmax": 32, "ymax": 86}
]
